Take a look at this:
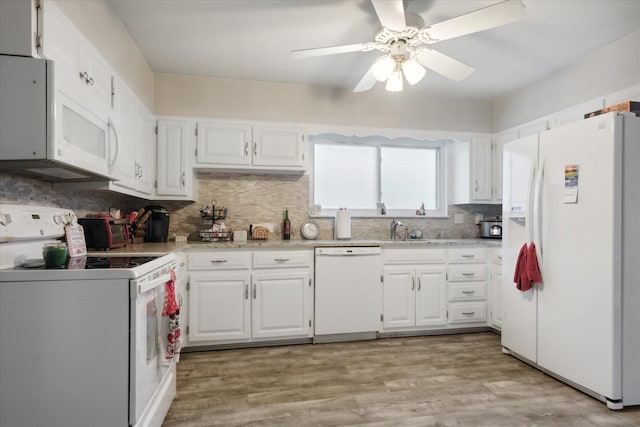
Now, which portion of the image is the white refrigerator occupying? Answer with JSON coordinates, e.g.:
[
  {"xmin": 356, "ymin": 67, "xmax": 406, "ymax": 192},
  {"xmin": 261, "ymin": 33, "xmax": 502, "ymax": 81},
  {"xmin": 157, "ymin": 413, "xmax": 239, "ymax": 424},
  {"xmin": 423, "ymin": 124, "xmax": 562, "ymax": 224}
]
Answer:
[{"xmin": 501, "ymin": 111, "xmax": 640, "ymax": 410}]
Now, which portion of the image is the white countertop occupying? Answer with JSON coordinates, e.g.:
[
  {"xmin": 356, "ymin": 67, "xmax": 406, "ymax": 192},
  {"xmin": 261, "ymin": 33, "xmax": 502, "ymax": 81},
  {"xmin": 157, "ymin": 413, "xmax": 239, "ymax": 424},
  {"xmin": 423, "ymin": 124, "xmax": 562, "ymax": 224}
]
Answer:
[{"xmin": 91, "ymin": 238, "xmax": 501, "ymax": 256}]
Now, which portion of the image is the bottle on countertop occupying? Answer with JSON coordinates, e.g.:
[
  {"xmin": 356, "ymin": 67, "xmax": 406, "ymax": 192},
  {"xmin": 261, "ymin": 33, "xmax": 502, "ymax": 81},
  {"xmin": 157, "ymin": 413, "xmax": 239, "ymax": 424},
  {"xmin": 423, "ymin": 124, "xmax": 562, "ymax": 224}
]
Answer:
[{"xmin": 283, "ymin": 209, "xmax": 291, "ymax": 240}]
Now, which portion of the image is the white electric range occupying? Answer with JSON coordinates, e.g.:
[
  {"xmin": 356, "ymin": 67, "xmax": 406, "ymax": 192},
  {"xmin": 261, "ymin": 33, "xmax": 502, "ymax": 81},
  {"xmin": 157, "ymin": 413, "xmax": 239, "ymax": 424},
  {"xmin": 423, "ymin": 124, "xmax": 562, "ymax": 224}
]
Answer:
[{"xmin": 0, "ymin": 204, "xmax": 178, "ymax": 427}]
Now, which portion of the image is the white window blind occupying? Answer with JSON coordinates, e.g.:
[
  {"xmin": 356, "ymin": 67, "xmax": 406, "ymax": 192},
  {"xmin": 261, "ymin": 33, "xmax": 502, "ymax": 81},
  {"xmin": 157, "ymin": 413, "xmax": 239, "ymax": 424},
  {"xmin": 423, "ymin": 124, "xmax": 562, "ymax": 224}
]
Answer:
[{"xmin": 311, "ymin": 133, "xmax": 447, "ymax": 217}]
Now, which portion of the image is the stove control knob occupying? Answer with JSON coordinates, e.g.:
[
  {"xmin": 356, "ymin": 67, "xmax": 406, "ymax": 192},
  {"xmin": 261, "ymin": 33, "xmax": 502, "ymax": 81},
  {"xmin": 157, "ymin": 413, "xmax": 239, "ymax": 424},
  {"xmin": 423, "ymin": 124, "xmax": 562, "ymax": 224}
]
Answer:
[
  {"xmin": 53, "ymin": 215, "xmax": 63, "ymax": 225},
  {"xmin": 0, "ymin": 213, "xmax": 12, "ymax": 226}
]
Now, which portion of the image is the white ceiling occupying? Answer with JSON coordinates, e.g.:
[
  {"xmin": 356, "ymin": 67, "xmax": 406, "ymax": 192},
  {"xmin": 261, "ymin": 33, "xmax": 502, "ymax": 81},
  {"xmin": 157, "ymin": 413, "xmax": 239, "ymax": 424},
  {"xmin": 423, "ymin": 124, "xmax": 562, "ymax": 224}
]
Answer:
[{"xmin": 109, "ymin": 0, "xmax": 640, "ymax": 100}]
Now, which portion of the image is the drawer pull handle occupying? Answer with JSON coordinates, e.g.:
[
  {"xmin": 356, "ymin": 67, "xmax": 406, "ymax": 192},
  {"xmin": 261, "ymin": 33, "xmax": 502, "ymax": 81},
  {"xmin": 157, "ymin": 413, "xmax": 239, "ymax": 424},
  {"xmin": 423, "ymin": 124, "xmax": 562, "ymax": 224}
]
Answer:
[
  {"xmin": 210, "ymin": 259, "xmax": 228, "ymax": 263},
  {"xmin": 245, "ymin": 284, "xmax": 249, "ymax": 300},
  {"xmin": 274, "ymin": 258, "xmax": 290, "ymax": 262},
  {"xmin": 462, "ymin": 254, "xmax": 475, "ymax": 258},
  {"xmin": 418, "ymin": 277, "xmax": 421, "ymax": 291},
  {"xmin": 462, "ymin": 273, "xmax": 475, "ymax": 276},
  {"xmin": 411, "ymin": 277, "xmax": 415, "ymax": 291},
  {"xmin": 253, "ymin": 284, "xmax": 257, "ymax": 299},
  {"xmin": 462, "ymin": 311, "xmax": 475, "ymax": 316},
  {"xmin": 462, "ymin": 290, "xmax": 475, "ymax": 294},
  {"xmin": 498, "ymin": 256, "xmax": 503, "ymax": 260}
]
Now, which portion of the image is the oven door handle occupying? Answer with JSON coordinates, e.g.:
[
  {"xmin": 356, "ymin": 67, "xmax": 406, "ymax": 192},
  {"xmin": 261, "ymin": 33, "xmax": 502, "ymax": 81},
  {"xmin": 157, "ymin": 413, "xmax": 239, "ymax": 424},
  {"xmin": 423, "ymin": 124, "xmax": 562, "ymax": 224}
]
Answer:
[{"xmin": 133, "ymin": 271, "xmax": 173, "ymax": 297}]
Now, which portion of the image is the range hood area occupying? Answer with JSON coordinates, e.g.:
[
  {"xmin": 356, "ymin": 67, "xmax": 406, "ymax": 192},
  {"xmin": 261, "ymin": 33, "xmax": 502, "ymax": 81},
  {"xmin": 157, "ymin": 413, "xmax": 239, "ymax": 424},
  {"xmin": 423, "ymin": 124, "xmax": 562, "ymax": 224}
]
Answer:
[{"xmin": 0, "ymin": 54, "xmax": 117, "ymax": 183}]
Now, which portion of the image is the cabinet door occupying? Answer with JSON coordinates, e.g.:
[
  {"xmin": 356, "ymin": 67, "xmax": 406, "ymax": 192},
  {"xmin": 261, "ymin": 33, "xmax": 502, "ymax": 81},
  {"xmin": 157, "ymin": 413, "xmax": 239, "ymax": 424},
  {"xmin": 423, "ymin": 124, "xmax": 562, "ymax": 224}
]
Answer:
[
  {"xmin": 42, "ymin": 3, "xmax": 110, "ymax": 121},
  {"xmin": 471, "ymin": 136, "xmax": 493, "ymax": 201},
  {"xmin": 136, "ymin": 109, "xmax": 155, "ymax": 195},
  {"xmin": 156, "ymin": 119, "xmax": 190, "ymax": 197},
  {"xmin": 77, "ymin": 44, "xmax": 112, "ymax": 120},
  {"xmin": 415, "ymin": 266, "xmax": 447, "ymax": 327},
  {"xmin": 252, "ymin": 271, "xmax": 312, "ymax": 339},
  {"xmin": 491, "ymin": 263, "xmax": 503, "ymax": 329},
  {"xmin": 493, "ymin": 140, "xmax": 504, "ymax": 202},
  {"xmin": 196, "ymin": 121, "xmax": 252, "ymax": 166},
  {"xmin": 41, "ymin": 3, "xmax": 82, "ymax": 103},
  {"xmin": 382, "ymin": 267, "xmax": 415, "ymax": 329},
  {"xmin": 111, "ymin": 84, "xmax": 138, "ymax": 190},
  {"xmin": 252, "ymin": 125, "xmax": 304, "ymax": 168},
  {"xmin": 188, "ymin": 271, "xmax": 251, "ymax": 343}
]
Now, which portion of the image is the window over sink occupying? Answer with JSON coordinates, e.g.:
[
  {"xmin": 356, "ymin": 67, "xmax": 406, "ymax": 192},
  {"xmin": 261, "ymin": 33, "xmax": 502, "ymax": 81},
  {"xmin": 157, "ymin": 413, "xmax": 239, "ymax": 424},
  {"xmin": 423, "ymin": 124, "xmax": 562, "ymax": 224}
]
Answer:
[{"xmin": 310, "ymin": 133, "xmax": 448, "ymax": 217}]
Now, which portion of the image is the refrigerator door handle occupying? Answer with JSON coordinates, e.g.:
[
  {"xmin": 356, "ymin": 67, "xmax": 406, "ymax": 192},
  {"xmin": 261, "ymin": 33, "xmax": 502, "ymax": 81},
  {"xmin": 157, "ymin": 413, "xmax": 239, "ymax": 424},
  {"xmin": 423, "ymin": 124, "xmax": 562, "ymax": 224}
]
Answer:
[
  {"xmin": 526, "ymin": 161, "xmax": 537, "ymax": 242},
  {"xmin": 532, "ymin": 159, "xmax": 544, "ymax": 264}
]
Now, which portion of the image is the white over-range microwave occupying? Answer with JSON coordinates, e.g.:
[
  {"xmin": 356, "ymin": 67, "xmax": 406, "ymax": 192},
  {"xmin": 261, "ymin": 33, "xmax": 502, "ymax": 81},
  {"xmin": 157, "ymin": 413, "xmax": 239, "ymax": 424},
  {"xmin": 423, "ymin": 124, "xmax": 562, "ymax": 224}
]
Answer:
[{"xmin": 0, "ymin": 54, "xmax": 119, "ymax": 182}]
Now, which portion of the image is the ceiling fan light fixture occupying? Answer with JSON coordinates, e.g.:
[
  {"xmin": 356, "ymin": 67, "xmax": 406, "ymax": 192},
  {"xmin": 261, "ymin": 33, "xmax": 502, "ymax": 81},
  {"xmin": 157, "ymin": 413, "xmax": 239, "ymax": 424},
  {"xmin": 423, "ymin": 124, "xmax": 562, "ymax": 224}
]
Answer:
[
  {"xmin": 372, "ymin": 55, "xmax": 396, "ymax": 81},
  {"xmin": 385, "ymin": 69, "xmax": 403, "ymax": 92},
  {"xmin": 402, "ymin": 57, "xmax": 426, "ymax": 85}
]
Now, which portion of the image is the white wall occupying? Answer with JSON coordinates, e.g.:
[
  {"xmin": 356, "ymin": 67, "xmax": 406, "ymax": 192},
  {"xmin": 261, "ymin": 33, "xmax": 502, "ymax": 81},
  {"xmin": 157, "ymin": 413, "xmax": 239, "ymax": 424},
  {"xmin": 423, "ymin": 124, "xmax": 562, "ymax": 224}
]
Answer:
[
  {"xmin": 153, "ymin": 73, "xmax": 494, "ymax": 133},
  {"xmin": 494, "ymin": 29, "xmax": 640, "ymax": 132}
]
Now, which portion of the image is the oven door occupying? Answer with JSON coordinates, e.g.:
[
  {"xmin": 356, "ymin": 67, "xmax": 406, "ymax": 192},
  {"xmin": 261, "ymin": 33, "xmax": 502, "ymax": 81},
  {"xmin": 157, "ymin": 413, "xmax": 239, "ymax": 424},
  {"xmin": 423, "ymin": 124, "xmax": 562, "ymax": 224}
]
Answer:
[{"xmin": 130, "ymin": 269, "xmax": 174, "ymax": 425}]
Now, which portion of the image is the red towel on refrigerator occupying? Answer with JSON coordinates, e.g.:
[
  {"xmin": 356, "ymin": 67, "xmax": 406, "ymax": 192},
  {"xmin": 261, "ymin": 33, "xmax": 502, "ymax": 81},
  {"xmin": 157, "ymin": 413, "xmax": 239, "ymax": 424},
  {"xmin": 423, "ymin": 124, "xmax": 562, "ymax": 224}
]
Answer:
[
  {"xmin": 513, "ymin": 243, "xmax": 543, "ymax": 292},
  {"xmin": 161, "ymin": 270, "xmax": 181, "ymax": 363},
  {"xmin": 527, "ymin": 242, "xmax": 542, "ymax": 284},
  {"xmin": 513, "ymin": 243, "xmax": 532, "ymax": 291}
]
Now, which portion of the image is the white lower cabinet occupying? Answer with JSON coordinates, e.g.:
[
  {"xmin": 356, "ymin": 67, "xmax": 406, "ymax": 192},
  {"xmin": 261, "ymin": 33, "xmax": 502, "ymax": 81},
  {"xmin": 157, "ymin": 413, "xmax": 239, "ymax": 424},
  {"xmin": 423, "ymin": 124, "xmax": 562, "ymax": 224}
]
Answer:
[
  {"xmin": 489, "ymin": 248, "xmax": 503, "ymax": 329},
  {"xmin": 187, "ymin": 249, "xmax": 313, "ymax": 346},
  {"xmin": 252, "ymin": 270, "xmax": 312, "ymax": 339},
  {"xmin": 446, "ymin": 248, "xmax": 488, "ymax": 326},
  {"xmin": 188, "ymin": 270, "xmax": 251, "ymax": 343},
  {"xmin": 382, "ymin": 249, "xmax": 447, "ymax": 331}
]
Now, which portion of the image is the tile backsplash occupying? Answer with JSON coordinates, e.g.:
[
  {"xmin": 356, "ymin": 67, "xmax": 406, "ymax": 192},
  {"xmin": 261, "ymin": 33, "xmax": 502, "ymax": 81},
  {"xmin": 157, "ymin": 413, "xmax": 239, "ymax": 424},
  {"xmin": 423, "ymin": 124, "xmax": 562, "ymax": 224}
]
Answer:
[
  {"xmin": 0, "ymin": 173, "xmax": 141, "ymax": 217},
  {"xmin": 165, "ymin": 172, "xmax": 502, "ymax": 241},
  {"xmin": 0, "ymin": 171, "xmax": 501, "ymax": 241}
]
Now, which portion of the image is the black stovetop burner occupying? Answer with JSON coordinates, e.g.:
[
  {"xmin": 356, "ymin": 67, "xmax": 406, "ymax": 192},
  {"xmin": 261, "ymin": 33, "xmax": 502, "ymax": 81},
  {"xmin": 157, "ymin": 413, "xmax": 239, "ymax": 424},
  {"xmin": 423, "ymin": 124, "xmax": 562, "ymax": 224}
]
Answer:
[
  {"xmin": 85, "ymin": 256, "xmax": 160, "ymax": 269},
  {"xmin": 16, "ymin": 256, "xmax": 161, "ymax": 270}
]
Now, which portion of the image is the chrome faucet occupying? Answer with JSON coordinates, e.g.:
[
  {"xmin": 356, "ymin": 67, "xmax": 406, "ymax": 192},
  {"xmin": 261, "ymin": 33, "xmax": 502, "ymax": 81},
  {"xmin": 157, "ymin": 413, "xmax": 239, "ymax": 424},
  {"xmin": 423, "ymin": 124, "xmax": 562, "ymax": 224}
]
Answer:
[{"xmin": 390, "ymin": 218, "xmax": 404, "ymax": 240}]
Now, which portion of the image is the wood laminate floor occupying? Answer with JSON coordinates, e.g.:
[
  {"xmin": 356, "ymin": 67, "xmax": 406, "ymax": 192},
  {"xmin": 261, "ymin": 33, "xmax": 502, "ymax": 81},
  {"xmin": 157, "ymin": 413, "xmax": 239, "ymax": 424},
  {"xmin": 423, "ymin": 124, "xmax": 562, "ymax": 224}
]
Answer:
[{"xmin": 163, "ymin": 332, "xmax": 640, "ymax": 426}]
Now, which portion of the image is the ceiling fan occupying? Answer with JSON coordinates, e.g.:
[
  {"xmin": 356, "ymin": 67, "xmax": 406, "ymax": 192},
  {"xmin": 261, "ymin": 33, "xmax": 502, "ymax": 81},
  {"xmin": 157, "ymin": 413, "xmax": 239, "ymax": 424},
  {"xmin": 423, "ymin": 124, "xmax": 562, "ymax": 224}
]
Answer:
[{"xmin": 291, "ymin": 0, "xmax": 525, "ymax": 92}]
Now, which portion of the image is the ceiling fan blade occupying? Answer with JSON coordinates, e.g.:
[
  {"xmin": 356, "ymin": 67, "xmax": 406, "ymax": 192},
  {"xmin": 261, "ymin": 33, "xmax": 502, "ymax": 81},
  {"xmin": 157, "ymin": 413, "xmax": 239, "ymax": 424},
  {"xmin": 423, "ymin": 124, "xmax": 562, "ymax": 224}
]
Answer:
[
  {"xmin": 415, "ymin": 48, "xmax": 474, "ymax": 82},
  {"xmin": 353, "ymin": 64, "xmax": 378, "ymax": 92},
  {"xmin": 426, "ymin": 0, "xmax": 525, "ymax": 43},
  {"xmin": 371, "ymin": 0, "xmax": 406, "ymax": 32},
  {"xmin": 291, "ymin": 43, "xmax": 375, "ymax": 59}
]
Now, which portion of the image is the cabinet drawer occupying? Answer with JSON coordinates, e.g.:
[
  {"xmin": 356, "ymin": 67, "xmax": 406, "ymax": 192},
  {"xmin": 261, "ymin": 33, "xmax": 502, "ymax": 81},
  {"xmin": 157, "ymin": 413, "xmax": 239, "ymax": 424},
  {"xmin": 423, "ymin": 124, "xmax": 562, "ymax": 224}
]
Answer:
[
  {"xmin": 447, "ymin": 265, "xmax": 486, "ymax": 281},
  {"xmin": 447, "ymin": 248, "xmax": 486, "ymax": 263},
  {"xmin": 252, "ymin": 250, "xmax": 312, "ymax": 269},
  {"xmin": 383, "ymin": 248, "xmax": 446, "ymax": 265},
  {"xmin": 448, "ymin": 302, "xmax": 487, "ymax": 324},
  {"xmin": 448, "ymin": 282, "xmax": 486, "ymax": 301},
  {"xmin": 492, "ymin": 249, "xmax": 503, "ymax": 265},
  {"xmin": 188, "ymin": 251, "xmax": 252, "ymax": 270}
]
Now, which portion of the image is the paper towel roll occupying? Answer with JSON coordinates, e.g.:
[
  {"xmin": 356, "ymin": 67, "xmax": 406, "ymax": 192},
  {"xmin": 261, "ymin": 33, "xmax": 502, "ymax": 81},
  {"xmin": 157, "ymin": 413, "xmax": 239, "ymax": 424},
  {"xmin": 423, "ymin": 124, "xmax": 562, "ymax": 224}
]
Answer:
[{"xmin": 335, "ymin": 209, "xmax": 351, "ymax": 240}]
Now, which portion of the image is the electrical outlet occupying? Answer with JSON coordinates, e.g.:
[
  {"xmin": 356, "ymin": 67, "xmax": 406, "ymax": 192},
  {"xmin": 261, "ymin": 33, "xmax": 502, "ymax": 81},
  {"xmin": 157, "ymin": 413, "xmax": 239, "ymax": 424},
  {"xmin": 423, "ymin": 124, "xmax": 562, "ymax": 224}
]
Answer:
[
  {"xmin": 454, "ymin": 214, "xmax": 464, "ymax": 224},
  {"xmin": 475, "ymin": 213, "xmax": 484, "ymax": 224}
]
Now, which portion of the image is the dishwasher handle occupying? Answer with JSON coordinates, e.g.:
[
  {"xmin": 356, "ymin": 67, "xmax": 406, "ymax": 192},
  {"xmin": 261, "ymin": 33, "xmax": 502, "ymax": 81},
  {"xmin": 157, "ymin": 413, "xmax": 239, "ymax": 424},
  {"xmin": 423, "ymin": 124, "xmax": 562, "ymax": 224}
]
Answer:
[{"xmin": 315, "ymin": 247, "xmax": 381, "ymax": 256}]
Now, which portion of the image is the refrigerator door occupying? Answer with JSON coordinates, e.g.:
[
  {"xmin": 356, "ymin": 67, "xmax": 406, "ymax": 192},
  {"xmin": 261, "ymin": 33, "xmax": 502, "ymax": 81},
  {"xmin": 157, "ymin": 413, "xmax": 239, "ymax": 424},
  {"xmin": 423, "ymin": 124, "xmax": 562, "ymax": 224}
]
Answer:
[
  {"xmin": 537, "ymin": 113, "xmax": 621, "ymax": 400},
  {"xmin": 501, "ymin": 133, "xmax": 539, "ymax": 362}
]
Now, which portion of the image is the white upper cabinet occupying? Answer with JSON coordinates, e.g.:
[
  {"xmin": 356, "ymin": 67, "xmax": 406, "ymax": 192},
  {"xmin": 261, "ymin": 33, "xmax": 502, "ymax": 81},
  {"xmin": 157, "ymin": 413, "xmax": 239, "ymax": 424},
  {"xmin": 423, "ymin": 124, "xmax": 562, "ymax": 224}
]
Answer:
[
  {"xmin": 110, "ymin": 82, "xmax": 138, "ymax": 190},
  {"xmin": 136, "ymin": 109, "xmax": 155, "ymax": 195},
  {"xmin": 196, "ymin": 121, "xmax": 252, "ymax": 166},
  {"xmin": 0, "ymin": 0, "xmax": 42, "ymax": 57},
  {"xmin": 252, "ymin": 125, "xmax": 304, "ymax": 168},
  {"xmin": 470, "ymin": 135, "xmax": 493, "ymax": 201},
  {"xmin": 110, "ymin": 79, "xmax": 155, "ymax": 197},
  {"xmin": 41, "ymin": 2, "xmax": 112, "ymax": 122},
  {"xmin": 194, "ymin": 120, "xmax": 306, "ymax": 172},
  {"xmin": 448, "ymin": 135, "xmax": 503, "ymax": 204},
  {"xmin": 156, "ymin": 118, "xmax": 194, "ymax": 199}
]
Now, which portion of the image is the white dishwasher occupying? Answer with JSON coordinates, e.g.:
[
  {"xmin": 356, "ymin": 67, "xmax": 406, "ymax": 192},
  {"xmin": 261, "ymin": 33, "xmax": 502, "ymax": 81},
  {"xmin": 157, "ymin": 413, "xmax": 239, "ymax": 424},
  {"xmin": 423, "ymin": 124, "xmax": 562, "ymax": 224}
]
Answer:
[{"xmin": 314, "ymin": 246, "xmax": 382, "ymax": 342}]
